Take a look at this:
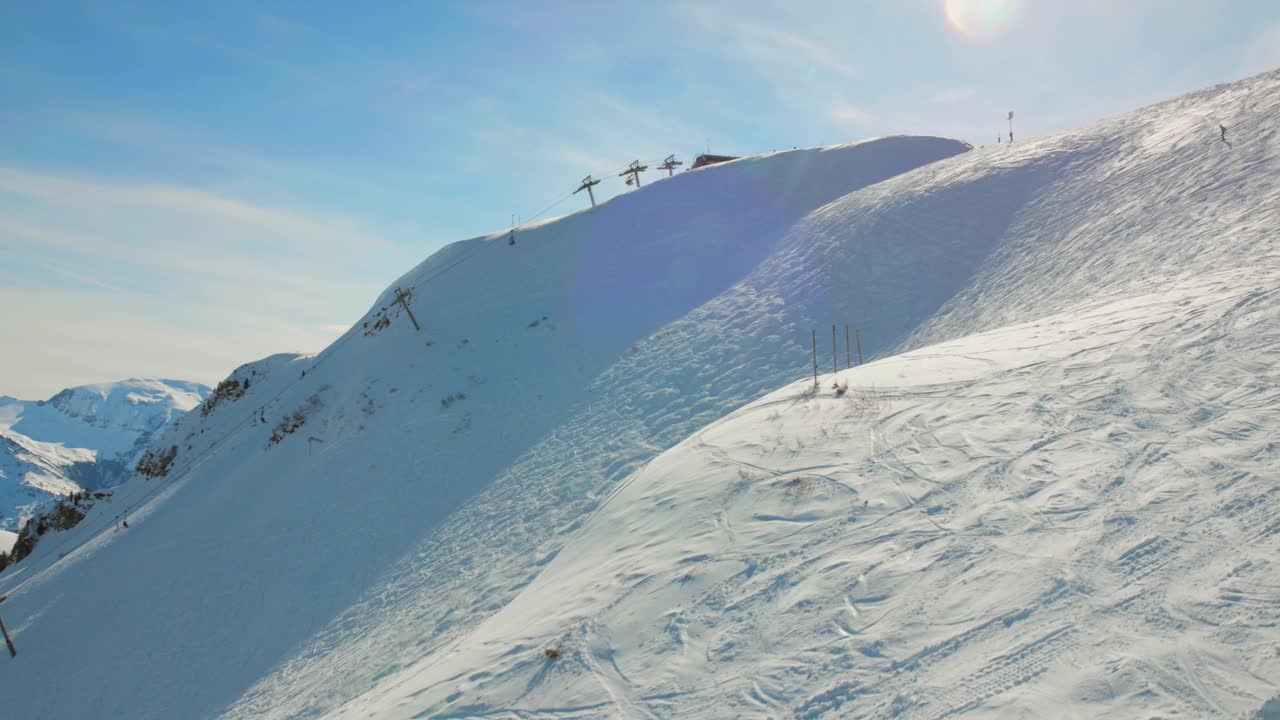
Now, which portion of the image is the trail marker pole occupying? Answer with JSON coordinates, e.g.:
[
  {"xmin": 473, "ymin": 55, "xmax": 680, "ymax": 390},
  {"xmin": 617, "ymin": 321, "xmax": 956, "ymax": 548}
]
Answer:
[
  {"xmin": 574, "ymin": 175, "xmax": 601, "ymax": 208},
  {"xmin": 832, "ymin": 324, "xmax": 838, "ymax": 375},
  {"xmin": 811, "ymin": 330, "xmax": 818, "ymax": 388},
  {"xmin": 657, "ymin": 154, "xmax": 684, "ymax": 177},
  {"xmin": 0, "ymin": 596, "xmax": 15, "ymax": 657},
  {"xmin": 619, "ymin": 160, "xmax": 648, "ymax": 188},
  {"xmin": 1008, "ymin": 110, "xmax": 1015, "ymax": 143},
  {"xmin": 845, "ymin": 326, "xmax": 851, "ymax": 369},
  {"xmin": 855, "ymin": 329, "xmax": 863, "ymax": 366},
  {"xmin": 394, "ymin": 288, "xmax": 421, "ymax": 332}
]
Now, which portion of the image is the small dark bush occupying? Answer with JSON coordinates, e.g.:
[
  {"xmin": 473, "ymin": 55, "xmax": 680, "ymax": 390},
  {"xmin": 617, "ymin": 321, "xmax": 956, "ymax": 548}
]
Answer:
[
  {"xmin": 269, "ymin": 411, "xmax": 306, "ymax": 446},
  {"xmin": 363, "ymin": 316, "xmax": 391, "ymax": 337}
]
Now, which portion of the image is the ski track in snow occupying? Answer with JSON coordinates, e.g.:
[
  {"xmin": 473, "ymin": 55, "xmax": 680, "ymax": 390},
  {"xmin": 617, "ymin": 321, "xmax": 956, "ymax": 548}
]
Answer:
[
  {"xmin": 377, "ymin": 271, "xmax": 1280, "ymax": 719},
  {"xmin": 1, "ymin": 70, "xmax": 1278, "ymax": 720}
]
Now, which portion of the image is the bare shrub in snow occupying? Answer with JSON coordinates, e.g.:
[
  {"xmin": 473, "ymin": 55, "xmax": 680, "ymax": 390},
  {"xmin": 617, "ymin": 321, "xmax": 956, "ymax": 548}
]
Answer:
[
  {"xmin": 362, "ymin": 316, "xmax": 391, "ymax": 337},
  {"xmin": 543, "ymin": 645, "xmax": 561, "ymax": 660},
  {"xmin": 269, "ymin": 411, "xmax": 307, "ymax": 446},
  {"xmin": 267, "ymin": 393, "xmax": 326, "ymax": 447},
  {"xmin": 845, "ymin": 386, "xmax": 888, "ymax": 417},
  {"xmin": 784, "ymin": 477, "xmax": 816, "ymax": 497}
]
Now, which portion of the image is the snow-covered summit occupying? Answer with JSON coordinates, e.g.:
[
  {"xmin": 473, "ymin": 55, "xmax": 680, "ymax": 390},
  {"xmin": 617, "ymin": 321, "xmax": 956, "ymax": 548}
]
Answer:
[
  {"xmin": 0, "ymin": 378, "xmax": 209, "ymax": 530},
  {"xmin": 41, "ymin": 379, "xmax": 207, "ymax": 435},
  {"xmin": 1, "ymin": 68, "xmax": 1278, "ymax": 719}
]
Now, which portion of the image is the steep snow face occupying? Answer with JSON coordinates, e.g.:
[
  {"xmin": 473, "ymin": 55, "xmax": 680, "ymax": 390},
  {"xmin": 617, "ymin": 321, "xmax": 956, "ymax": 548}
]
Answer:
[
  {"xmin": 0, "ymin": 67, "xmax": 1276, "ymax": 720},
  {"xmin": 0, "ymin": 378, "xmax": 208, "ymax": 530},
  {"xmin": 241, "ymin": 69, "xmax": 1275, "ymax": 719},
  {"xmin": 0, "ymin": 136, "xmax": 968, "ymax": 720},
  {"xmin": 335, "ymin": 267, "xmax": 1280, "ymax": 719}
]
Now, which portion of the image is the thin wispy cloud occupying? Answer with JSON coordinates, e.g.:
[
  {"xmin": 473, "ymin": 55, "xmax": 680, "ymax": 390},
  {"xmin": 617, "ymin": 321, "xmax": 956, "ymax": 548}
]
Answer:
[
  {"xmin": 3, "ymin": 0, "xmax": 1272, "ymax": 397},
  {"xmin": 0, "ymin": 167, "xmax": 392, "ymax": 253},
  {"xmin": 827, "ymin": 101, "xmax": 874, "ymax": 128},
  {"xmin": 679, "ymin": 6, "xmax": 859, "ymax": 83},
  {"xmin": 0, "ymin": 166, "xmax": 408, "ymax": 397},
  {"xmin": 1240, "ymin": 22, "xmax": 1280, "ymax": 76}
]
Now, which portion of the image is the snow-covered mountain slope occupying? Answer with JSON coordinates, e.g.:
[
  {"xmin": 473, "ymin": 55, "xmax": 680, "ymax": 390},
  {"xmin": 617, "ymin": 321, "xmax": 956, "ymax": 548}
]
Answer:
[
  {"xmin": 0, "ymin": 378, "xmax": 208, "ymax": 530},
  {"xmin": 358, "ymin": 268, "xmax": 1279, "ymax": 719},
  {"xmin": 0, "ymin": 135, "xmax": 968, "ymax": 718},
  {"xmin": 355, "ymin": 265, "xmax": 1280, "ymax": 717},
  {"xmin": 1, "ymin": 67, "xmax": 1277, "ymax": 720}
]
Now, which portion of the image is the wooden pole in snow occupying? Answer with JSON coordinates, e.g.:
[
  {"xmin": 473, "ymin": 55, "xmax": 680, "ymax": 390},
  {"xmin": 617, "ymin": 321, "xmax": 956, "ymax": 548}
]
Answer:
[
  {"xmin": 855, "ymin": 329, "xmax": 863, "ymax": 366},
  {"xmin": 0, "ymin": 599, "xmax": 16, "ymax": 657},
  {"xmin": 845, "ymin": 325, "xmax": 851, "ymax": 369},
  {"xmin": 811, "ymin": 330, "xmax": 818, "ymax": 388},
  {"xmin": 832, "ymin": 324, "xmax": 837, "ymax": 375},
  {"xmin": 394, "ymin": 288, "xmax": 421, "ymax": 332}
]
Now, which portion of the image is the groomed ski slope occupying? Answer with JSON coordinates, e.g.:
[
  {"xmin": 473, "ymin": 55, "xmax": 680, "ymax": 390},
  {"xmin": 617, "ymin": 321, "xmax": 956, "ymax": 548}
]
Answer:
[
  {"xmin": 1, "ymin": 69, "xmax": 1277, "ymax": 719},
  {"xmin": 352, "ymin": 268, "xmax": 1279, "ymax": 719}
]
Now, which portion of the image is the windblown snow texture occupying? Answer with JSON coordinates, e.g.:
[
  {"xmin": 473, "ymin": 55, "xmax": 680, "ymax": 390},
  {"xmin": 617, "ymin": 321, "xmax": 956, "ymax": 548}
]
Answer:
[{"xmin": 2, "ymin": 69, "xmax": 1278, "ymax": 719}]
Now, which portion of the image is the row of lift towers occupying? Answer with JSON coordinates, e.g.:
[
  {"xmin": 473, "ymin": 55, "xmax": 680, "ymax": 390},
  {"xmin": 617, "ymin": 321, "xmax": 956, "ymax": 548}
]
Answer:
[
  {"xmin": 574, "ymin": 154, "xmax": 684, "ymax": 208},
  {"xmin": 508, "ymin": 154, "xmax": 691, "ymax": 245}
]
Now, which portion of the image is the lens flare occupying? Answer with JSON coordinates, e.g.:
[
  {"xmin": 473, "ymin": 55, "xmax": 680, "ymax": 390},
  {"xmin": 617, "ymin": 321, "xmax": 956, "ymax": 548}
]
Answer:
[{"xmin": 944, "ymin": 0, "xmax": 1017, "ymax": 40}]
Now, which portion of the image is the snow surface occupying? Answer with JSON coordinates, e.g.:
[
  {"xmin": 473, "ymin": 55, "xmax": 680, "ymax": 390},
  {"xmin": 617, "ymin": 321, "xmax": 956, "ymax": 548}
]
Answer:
[
  {"xmin": 1, "ymin": 69, "xmax": 1278, "ymax": 719},
  {"xmin": 345, "ymin": 271, "xmax": 1279, "ymax": 718},
  {"xmin": 0, "ymin": 378, "xmax": 208, "ymax": 530}
]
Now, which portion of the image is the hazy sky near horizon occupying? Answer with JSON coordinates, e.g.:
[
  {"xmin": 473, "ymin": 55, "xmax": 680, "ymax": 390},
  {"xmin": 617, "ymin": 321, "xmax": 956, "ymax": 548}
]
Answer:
[{"xmin": 2, "ymin": 0, "xmax": 1278, "ymax": 398}]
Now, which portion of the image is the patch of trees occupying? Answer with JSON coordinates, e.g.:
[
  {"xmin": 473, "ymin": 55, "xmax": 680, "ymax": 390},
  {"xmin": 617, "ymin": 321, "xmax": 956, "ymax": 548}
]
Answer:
[
  {"xmin": 200, "ymin": 378, "xmax": 248, "ymax": 417},
  {"xmin": 136, "ymin": 445, "xmax": 179, "ymax": 478}
]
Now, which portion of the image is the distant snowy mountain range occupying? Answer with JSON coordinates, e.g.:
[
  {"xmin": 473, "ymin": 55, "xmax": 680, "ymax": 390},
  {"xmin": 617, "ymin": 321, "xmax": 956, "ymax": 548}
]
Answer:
[{"xmin": 0, "ymin": 378, "xmax": 209, "ymax": 534}]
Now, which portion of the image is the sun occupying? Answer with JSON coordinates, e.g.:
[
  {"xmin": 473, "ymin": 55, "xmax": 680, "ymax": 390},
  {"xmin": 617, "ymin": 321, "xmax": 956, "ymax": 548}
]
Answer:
[{"xmin": 944, "ymin": 0, "xmax": 1018, "ymax": 40}]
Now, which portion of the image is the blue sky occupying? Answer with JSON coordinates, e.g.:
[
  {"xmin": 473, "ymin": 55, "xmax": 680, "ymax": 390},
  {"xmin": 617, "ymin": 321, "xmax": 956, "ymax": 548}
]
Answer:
[{"xmin": 2, "ymin": 0, "xmax": 1278, "ymax": 398}]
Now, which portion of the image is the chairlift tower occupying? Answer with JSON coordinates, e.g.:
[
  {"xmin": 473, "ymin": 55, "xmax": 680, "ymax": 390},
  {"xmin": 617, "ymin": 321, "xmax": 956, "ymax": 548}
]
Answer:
[
  {"xmin": 619, "ymin": 160, "xmax": 648, "ymax": 188},
  {"xmin": 657, "ymin": 154, "xmax": 684, "ymax": 177},
  {"xmin": 574, "ymin": 175, "xmax": 602, "ymax": 208}
]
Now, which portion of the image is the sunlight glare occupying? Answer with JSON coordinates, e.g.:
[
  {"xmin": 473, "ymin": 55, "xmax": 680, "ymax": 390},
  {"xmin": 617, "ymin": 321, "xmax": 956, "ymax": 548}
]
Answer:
[{"xmin": 944, "ymin": 0, "xmax": 1018, "ymax": 40}]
